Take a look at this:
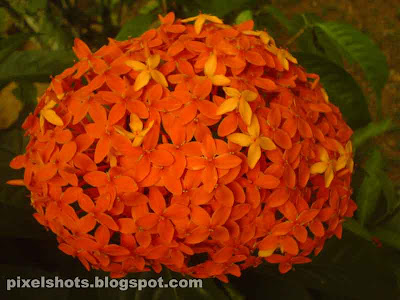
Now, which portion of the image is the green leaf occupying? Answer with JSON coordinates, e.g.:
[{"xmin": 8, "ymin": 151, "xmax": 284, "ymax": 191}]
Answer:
[
  {"xmin": 356, "ymin": 148, "xmax": 384, "ymax": 225},
  {"xmin": 0, "ymin": 204, "xmax": 49, "ymax": 239},
  {"xmin": 235, "ymin": 10, "xmax": 253, "ymax": 24},
  {"xmin": 0, "ymin": 128, "xmax": 26, "ymax": 155},
  {"xmin": 223, "ymin": 283, "xmax": 245, "ymax": 300},
  {"xmin": 116, "ymin": 15, "xmax": 155, "ymax": 41},
  {"xmin": 352, "ymin": 119, "xmax": 392, "ymax": 149},
  {"xmin": 38, "ymin": 13, "xmax": 74, "ymax": 50},
  {"xmin": 377, "ymin": 170, "xmax": 399, "ymax": 215},
  {"xmin": 262, "ymin": 5, "xmax": 298, "ymax": 34},
  {"xmin": 0, "ymin": 33, "xmax": 32, "ymax": 64},
  {"xmin": 0, "ymin": 127, "xmax": 29, "ymax": 208},
  {"xmin": 343, "ymin": 218, "xmax": 372, "ymax": 241},
  {"xmin": 138, "ymin": 0, "xmax": 159, "ymax": 15},
  {"xmin": 0, "ymin": 7, "xmax": 11, "ymax": 33},
  {"xmin": 27, "ymin": 0, "xmax": 48, "ymax": 14},
  {"xmin": 13, "ymin": 81, "xmax": 37, "ymax": 106},
  {"xmin": 0, "ymin": 50, "xmax": 75, "ymax": 82},
  {"xmin": 313, "ymin": 27, "xmax": 344, "ymax": 66},
  {"xmin": 364, "ymin": 148, "xmax": 383, "ymax": 175},
  {"xmin": 194, "ymin": 0, "xmax": 251, "ymax": 18},
  {"xmin": 372, "ymin": 227, "xmax": 400, "ymax": 251},
  {"xmin": 231, "ymin": 269, "xmax": 313, "ymax": 300},
  {"xmin": 307, "ymin": 231, "xmax": 398, "ymax": 299},
  {"xmin": 315, "ymin": 22, "xmax": 389, "ymax": 100},
  {"xmin": 294, "ymin": 52, "xmax": 370, "ymax": 129},
  {"xmin": 356, "ymin": 174, "xmax": 382, "ymax": 226}
]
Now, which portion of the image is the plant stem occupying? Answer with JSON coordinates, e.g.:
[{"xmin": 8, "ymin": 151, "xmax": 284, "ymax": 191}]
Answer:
[
  {"xmin": 284, "ymin": 14, "xmax": 310, "ymax": 47},
  {"xmin": 285, "ymin": 26, "xmax": 306, "ymax": 46},
  {"xmin": 161, "ymin": 0, "xmax": 167, "ymax": 14}
]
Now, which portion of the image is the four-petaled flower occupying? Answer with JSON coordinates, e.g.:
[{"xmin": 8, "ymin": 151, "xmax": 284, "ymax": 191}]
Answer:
[
  {"xmin": 217, "ymin": 87, "xmax": 258, "ymax": 125},
  {"xmin": 335, "ymin": 141, "xmax": 354, "ymax": 173},
  {"xmin": 126, "ymin": 54, "xmax": 168, "ymax": 91},
  {"xmin": 39, "ymin": 98, "xmax": 64, "ymax": 133},
  {"xmin": 114, "ymin": 113, "xmax": 154, "ymax": 147},
  {"xmin": 185, "ymin": 135, "xmax": 242, "ymax": 192},
  {"xmin": 181, "ymin": 13, "xmax": 223, "ymax": 34},
  {"xmin": 203, "ymin": 52, "xmax": 231, "ymax": 86},
  {"xmin": 228, "ymin": 115, "xmax": 276, "ymax": 169},
  {"xmin": 310, "ymin": 145, "xmax": 335, "ymax": 187}
]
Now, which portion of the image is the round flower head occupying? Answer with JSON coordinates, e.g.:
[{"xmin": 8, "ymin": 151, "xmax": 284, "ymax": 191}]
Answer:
[{"xmin": 9, "ymin": 12, "xmax": 356, "ymax": 281}]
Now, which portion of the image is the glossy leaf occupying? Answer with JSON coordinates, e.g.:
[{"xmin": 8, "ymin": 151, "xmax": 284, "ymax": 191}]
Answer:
[
  {"xmin": 343, "ymin": 218, "xmax": 372, "ymax": 241},
  {"xmin": 194, "ymin": 0, "xmax": 251, "ymax": 17},
  {"xmin": 372, "ymin": 227, "xmax": 400, "ymax": 251},
  {"xmin": 352, "ymin": 119, "xmax": 392, "ymax": 149},
  {"xmin": 315, "ymin": 22, "xmax": 389, "ymax": 100},
  {"xmin": 0, "ymin": 33, "xmax": 31, "ymax": 64},
  {"xmin": 356, "ymin": 174, "xmax": 382, "ymax": 226},
  {"xmin": 377, "ymin": 170, "xmax": 399, "ymax": 216},
  {"xmin": 0, "ymin": 50, "xmax": 75, "ymax": 82},
  {"xmin": 295, "ymin": 52, "xmax": 370, "ymax": 129},
  {"xmin": 235, "ymin": 10, "xmax": 253, "ymax": 24},
  {"xmin": 116, "ymin": 15, "xmax": 155, "ymax": 41},
  {"xmin": 262, "ymin": 5, "xmax": 298, "ymax": 34}
]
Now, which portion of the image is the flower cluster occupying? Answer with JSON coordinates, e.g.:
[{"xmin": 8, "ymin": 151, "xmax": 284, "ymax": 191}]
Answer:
[{"xmin": 8, "ymin": 12, "xmax": 356, "ymax": 281}]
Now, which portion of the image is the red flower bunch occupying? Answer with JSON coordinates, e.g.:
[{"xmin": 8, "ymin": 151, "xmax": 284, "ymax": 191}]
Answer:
[{"xmin": 8, "ymin": 12, "xmax": 356, "ymax": 281}]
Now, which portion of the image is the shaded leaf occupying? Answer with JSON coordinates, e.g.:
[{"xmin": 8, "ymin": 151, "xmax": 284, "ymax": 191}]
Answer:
[
  {"xmin": 194, "ymin": 0, "xmax": 251, "ymax": 18},
  {"xmin": 0, "ymin": 33, "xmax": 32, "ymax": 64},
  {"xmin": 138, "ymin": 0, "xmax": 159, "ymax": 15},
  {"xmin": 38, "ymin": 13, "xmax": 74, "ymax": 50},
  {"xmin": 364, "ymin": 148, "xmax": 383, "ymax": 176},
  {"xmin": 287, "ymin": 231, "xmax": 398, "ymax": 299},
  {"xmin": 356, "ymin": 174, "xmax": 382, "ymax": 226},
  {"xmin": 377, "ymin": 170, "xmax": 399, "ymax": 216},
  {"xmin": 295, "ymin": 52, "xmax": 370, "ymax": 129},
  {"xmin": 0, "ymin": 204, "xmax": 48, "ymax": 239},
  {"xmin": 315, "ymin": 22, "xmax": 389, "ymax": 100},
  {"xmin": 343, "ymin": 218, "xmax": 372, "ymax": 241},
  {"xmin": 352, "ymin": 119, "xmax": 392, "ymax": 149},
  {"xmin": 116, "ymin": 15, "xmax": 155, "ymax": 41},
  {"xmin": 0, "ymin": 50, "xmax": 75, "ymax": 82},
  {"xmin": 235, "ymin": 10, "xmax": 253, "ymax": 25},
  {"xmin": 223, "ymin": 283, "xmax": 246, "ymax": 300},
  {"xmin": 27, "ymin": 0, "xmax": 48, "ymax": 14},
  {"xmin": 262, "ymin": 5, "xmax": 298, "ymax": 34},
  {"xmin": 313, "ymin": 27, "xmax": 344, "ymax": 66},
  {"xmin": 372, "ymin": 227, "xmax": 400, "ymax": 251},
  {"xmin": 13, "ymin": 81, "xmax": 38, "ymax": 109}
]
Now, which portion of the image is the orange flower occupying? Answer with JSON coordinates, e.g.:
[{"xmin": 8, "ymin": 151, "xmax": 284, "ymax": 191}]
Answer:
[
  {"xmin": 310, "ymin": 145, "xmax": 335, "ymax": 188},
  {"xmin": 203, "ymin": 52, "xmax": 231, "ymax": 86},
  {"xmin": 185, "ymin": 135, "xmax": 242, "ymax": 192},
  {"xmin": 217, "ymin": 87, "xmax": 258, "ymax": 125},
  {"xmin": 126, "ymin": 54, "xmax": 168, "ymax": 91},
  {"xmin": 228, "ymin": 115, "xmax": 276, "ymax": 169},
  {"xmin": 39, "ymin": 98, "xmax": 64, "ymax": 133},
  {"xmin": 181, "ymin": 14, "xmax": 223, "ymax": 34},
  {"xmin": 335, "ymin": 141, "xmax": 354, "ymax": 173},
  {"xmin": 114, "ymin": 113, "xmax": 154, "ymax": 147},
  {"xmin": 8, "ymin": 12, "xmax": 356, "ymax": 280}
]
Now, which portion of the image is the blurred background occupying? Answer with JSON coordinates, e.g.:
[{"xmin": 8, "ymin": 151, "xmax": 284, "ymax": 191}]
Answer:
[{"xmin": 0, "ymin": 0, "xmax": 399, "ymax": 299}]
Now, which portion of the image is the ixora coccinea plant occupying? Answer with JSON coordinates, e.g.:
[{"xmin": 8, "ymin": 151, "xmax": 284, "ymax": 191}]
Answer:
[{"xmin": 8, "ymin": 12, "xmax": 357, "ymax": 281}]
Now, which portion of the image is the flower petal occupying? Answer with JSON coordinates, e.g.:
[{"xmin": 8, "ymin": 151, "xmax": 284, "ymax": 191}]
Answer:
[
  {"xmin": 247, "ymin": 143, "xmax": 261, "ymax": 169},
  {"xmin": 227, "ymin": 133, "xmax": 252, "ymax": 147}
]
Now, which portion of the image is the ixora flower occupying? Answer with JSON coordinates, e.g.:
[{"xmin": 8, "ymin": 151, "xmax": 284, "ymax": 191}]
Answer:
[{"xmin": 8, "ymin": 12, "xmax": 357, "ymax": 281}]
